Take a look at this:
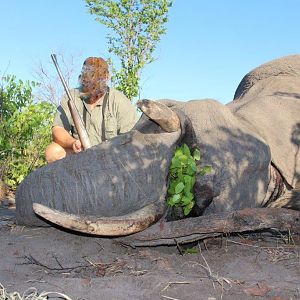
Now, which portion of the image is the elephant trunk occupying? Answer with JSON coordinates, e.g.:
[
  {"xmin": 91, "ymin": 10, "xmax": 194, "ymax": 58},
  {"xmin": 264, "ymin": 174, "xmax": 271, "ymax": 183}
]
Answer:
[{"xmin": 17, "ymin": 100, "xmax": 184, "ymax": 236}]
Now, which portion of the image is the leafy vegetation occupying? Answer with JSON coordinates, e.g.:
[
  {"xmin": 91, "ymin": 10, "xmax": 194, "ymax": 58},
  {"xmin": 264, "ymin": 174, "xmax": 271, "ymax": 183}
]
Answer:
[
  {"xmin": 85, "ymin": 0, "xmax": 172, "ymax": 100},
  {"xmin": 0, "ymin": 75, "xmax": 56, "ymax": 190},
  {"xmin": 167, "ymin": 144, "xmax": 212, "ymax": 216}
]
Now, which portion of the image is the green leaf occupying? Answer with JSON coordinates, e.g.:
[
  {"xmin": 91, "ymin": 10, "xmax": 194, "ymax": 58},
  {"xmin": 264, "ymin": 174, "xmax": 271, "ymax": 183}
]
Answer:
[
  {"xmin": 178, "ymin": 155, "xmax": 188, "ymax": 164},
  {"xmin": 183, "ymin": 201, "xmax": 194, "ymax": 216},
  {"xmin": 177, "ymin": 169, "xmax": 183, "ymax": 179},
  {"xmin": 174, "ymin": 148, "xmax": 184, "ymax": 157},
  {"xmin": 191, "ymin": 175, "xmax": 196, "ymax": 187},
  {"xmin": 193, "ymin": 149, "xmax": 201, "ymax": 161},
  {"xmin": 181, "ymin": 195, "xmax": 192, "ymax": 205},
  {"xmin": 167, "ymin": 185, "xmax": 175, "ymax": 195},
  {"xmin": 170, "ymin": 157, "xmax": 181, "ymax": 168},
  {"xmin": 187, "ymin": 159, "xmax": 197, "ymax": 170},
  {"xmin": 167, "ymin": 194, "xmax": 181, "ymax": 206},
  {"xmin": 184, "ymin": 191, "xmax": 194, "ymax": 202},
  {"xmin": 175, "ymin": 182, "xmax": 184, "ymax": 194},
  {"xmin": 200, "ymin": 165, "xmax": 213, "ymax": 176},
  {"xmin": 169, "ymin": 179, "xmax": 181, "ymax": 189},
  {"xmin": 181, "ymin": 143, "xmax": 191, "ymax": 156},
  {"xmin": 186, "ymin": 165, "xmax": 195, "ymax": 176},
  {"xmin": 183, "ymin": 175, "xmax": 191, "ymax": 184},
  {"xmin": 183, "ymin": 175, "xmax": 192, "ymax": 193}
]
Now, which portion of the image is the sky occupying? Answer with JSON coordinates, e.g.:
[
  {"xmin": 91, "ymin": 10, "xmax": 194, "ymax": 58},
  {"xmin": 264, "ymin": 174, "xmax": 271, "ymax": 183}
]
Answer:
[{"xmin": 1, "ymin": 0, "xmax": 300, "ymax": 104}]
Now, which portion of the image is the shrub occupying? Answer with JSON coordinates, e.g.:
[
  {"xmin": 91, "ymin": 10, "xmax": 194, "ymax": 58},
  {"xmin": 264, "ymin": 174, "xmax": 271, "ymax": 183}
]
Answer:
[
  {"xmin": 0, "ymin": 75, "xmax": 56, "ymax": 190},
  {"xmin": 167, "ymin": 143, "xmax": 212, "ymax": 216}
]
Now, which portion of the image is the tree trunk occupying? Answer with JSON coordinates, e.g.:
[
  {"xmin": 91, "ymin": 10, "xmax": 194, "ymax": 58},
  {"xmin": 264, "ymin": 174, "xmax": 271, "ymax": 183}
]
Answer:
[{"xmin": 0, "ymin": 180, "xmax": 6, "ymax": 200}]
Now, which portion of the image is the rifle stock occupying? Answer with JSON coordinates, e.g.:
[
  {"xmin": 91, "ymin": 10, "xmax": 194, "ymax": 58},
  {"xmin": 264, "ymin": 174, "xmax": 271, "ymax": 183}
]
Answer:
[{"xmin": 51, "ymin": 54, "xmax": 91, "ymax": 150}]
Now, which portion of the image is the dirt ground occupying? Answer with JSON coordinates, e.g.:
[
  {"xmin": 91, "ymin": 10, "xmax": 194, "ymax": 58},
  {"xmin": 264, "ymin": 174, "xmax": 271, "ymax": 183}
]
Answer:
[{"xmin": 1, "ymin": 202, "xmax": 300, "ymax": 300}]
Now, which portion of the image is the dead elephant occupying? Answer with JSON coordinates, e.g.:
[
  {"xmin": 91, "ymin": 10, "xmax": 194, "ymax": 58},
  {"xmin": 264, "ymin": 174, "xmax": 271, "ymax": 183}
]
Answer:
[{"xmin": 16, "ymin": 54, "xmax": 300, "ymax": 236}]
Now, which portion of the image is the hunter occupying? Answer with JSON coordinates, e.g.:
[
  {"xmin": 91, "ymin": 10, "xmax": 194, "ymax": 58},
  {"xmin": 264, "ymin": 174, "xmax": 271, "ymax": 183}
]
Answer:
[{"xmin": 45, "ymin": 57, "xmax": 139, "ymax": 163}]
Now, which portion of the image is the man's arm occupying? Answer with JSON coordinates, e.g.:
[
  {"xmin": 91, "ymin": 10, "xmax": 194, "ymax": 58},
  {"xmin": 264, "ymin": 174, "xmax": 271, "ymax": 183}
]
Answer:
[{"xmin": 52, "ymin": 126, "xmax": 82, "ymax": 153}]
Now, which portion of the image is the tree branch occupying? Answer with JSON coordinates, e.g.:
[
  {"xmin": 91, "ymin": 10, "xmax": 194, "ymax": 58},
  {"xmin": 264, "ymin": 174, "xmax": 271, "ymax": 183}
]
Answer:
[{"xmin": 118, "ymin": 208, "xmax": 300, "ymax": 247}]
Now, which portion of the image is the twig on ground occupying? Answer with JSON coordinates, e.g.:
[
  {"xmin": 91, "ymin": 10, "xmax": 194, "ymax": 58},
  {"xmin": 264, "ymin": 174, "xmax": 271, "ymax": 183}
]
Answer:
[
  {"xmin": 226, "ymin": 238, "xmax": 298, "ymax": 250},
  {"xmin": 225, "ymin": 238, "xmax": 299, "ymax": 262},
  {"xmin": 161, "ymin": 295, "xmax": 181, "ymax": 300},
  {"xmin": 174, "ymin": 239, "xmax": 183, "ymax": 255},
  {"xmin": 52, "ymin": 254, "xmax": 64, "ymax": 269},
  {"xmin": 84, "ymin": 257, "xmax": 128, "ymax": 276},
  {"xmin": 94, "ymin": 241, "xmax": 104, "ymax": 251},
  {"xmin": 160, "ymin": 282, "xmax": 191, "ymax": 300},
  {"xmin": 161, "ymin": 281, "xmax": 191, "ymax": 292},
  {"xmin": 21, "ymin": 255, "xmax": 90, "ymax": 273},
  {"xmin": 271, "ymin": 228, "xmax": 296, "ymax": 245},
  {"xmin": 264, "ymin": 246, "xmax": 299, "ymax": 262},
  {"xmin": 84, "ymin": 257, "xmax": 97, "ymax": 267},
  {"xmin": 226, "ymin": 239, "xmax": 261, "ymax": 248},
  {"xmin": 25, "ymin": 279, "xmax": 46, "ymax": 284},
  {"xmin": 129, "ymin": 269, "xmax": 147, "ymax": 276},
  {"xmin": 197, "ymin": 243, "xmax": 234, "ymax": 293}
]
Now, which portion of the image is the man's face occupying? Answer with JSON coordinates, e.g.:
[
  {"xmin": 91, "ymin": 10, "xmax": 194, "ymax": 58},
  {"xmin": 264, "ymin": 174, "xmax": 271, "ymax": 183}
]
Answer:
[{"xmin": 79, "ymin": 59, "xmax": 109, "ymax": 103}]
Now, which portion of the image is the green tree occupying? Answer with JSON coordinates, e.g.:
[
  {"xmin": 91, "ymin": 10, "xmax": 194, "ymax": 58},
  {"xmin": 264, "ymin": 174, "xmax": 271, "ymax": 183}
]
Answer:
[
  {"xmin": 85, "ymin": 0, "xmax": 172, "ymax": 100},
  {"xmin": 0, "ymin": 75, "xmax": 56, "ymax": 189}
]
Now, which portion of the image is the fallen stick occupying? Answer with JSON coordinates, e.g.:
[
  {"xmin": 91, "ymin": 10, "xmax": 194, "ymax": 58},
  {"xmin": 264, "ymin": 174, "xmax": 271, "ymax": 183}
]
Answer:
[{"xmin": 118, "ymin": 208, "xmax": 300, "ymax": 247}]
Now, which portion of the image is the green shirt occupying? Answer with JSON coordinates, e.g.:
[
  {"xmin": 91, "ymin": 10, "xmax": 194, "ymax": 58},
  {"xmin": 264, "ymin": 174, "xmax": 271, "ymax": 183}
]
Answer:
[{"xmin": 53, "ymin": 88, "xmax": 139, "ymax": 146}]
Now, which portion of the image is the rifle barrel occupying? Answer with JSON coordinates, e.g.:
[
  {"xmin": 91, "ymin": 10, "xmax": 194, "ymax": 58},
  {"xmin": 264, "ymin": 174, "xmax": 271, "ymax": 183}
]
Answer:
[{"xmin": 51, "ymin": 54, "xmax": 91, "ymax": 150}]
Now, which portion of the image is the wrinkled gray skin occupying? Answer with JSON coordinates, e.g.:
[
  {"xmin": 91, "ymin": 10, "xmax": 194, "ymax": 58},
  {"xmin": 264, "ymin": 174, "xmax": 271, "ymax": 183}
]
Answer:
[
  {"xmin": 16, "ymin": 113, "xmax": 185, "ymax": 226},
  {"xmin": 16, "ymin": 54, "xmax": 300, "ymax": 227}
]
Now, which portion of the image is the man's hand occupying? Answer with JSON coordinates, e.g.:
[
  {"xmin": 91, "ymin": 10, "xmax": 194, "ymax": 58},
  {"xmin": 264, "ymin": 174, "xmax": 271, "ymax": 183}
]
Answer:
[
  {"xmin": 52, "ymin": 126, "xmax": 84, "ymax": 153},
  {"xmin": 72, "ymin": 140, "xmax": 83, "ymax": 153}
]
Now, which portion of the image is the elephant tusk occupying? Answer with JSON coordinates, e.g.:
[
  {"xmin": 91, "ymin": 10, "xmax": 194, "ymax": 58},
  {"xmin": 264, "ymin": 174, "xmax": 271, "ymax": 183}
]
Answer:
[
  {"xmin": 32, "ymin": 201, "xmax": 166, "ymax": 236},
  {"xmin": 137, "ymin": 99, "xmax": 181, "ymax": 132}
]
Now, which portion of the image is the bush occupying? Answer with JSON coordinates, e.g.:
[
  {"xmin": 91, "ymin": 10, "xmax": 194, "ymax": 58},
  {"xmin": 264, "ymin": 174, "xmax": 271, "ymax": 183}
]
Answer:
[
  {"xmin": 0, "ymin": 75, "xmax": 56, "ymax": 190},
  {"xmin": 167, "ymin": 143, "xmax": 212, "ymax": 216}
]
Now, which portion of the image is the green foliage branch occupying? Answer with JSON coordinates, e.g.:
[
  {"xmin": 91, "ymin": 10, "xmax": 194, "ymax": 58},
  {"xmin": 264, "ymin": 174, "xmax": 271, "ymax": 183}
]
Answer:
[
  {"xmin": 85, "ymin": 0, "xmax": 172, "ymax": 100},
  {"xmin": 0, "ymin": 75, "xmax": 56, "ymax": 189},
  {"xmin": 167, "ymin": 143, "xmax": 212, "ymax": 216}
]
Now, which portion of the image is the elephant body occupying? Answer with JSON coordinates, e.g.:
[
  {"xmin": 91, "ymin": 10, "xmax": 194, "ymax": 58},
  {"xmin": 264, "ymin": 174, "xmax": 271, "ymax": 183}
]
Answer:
[{"xmin": 16, "ymin": 55, "xmax": 300, "ymax": 234}]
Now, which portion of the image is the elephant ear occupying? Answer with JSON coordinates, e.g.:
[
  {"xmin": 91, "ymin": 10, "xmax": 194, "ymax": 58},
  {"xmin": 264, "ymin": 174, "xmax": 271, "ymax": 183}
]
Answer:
[{"xmin": 228, "ymin": 54, "xmax": 300, "ymax": 188}]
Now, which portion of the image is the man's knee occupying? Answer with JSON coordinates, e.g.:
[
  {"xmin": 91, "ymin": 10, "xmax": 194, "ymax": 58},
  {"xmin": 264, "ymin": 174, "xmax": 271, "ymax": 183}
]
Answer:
[{"xmin": 45, "ymin": 143, "xmax": 67, "ymax": 163}]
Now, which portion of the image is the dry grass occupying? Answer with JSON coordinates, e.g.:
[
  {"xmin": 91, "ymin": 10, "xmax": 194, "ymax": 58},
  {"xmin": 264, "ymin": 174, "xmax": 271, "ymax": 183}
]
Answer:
[
  {"xmin": 224, "ymin": 231, "xmax": 299, "ymax": 263},
  {"xmin": 0, "ymin": 283, "xmax": 72, "ymax": 300}
]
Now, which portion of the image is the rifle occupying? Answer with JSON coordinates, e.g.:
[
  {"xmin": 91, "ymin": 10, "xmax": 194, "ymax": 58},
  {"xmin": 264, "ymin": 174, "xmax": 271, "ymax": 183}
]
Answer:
[{"xmin": 51, "ymin": 54, "xmax": 91, "ymax": 150}]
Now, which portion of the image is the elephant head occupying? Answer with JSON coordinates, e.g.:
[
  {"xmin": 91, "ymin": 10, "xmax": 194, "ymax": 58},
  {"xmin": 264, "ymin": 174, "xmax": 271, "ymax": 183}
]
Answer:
[{"xmin": 16, "ymin": 100, "xmax": 186, "ymax": 235}]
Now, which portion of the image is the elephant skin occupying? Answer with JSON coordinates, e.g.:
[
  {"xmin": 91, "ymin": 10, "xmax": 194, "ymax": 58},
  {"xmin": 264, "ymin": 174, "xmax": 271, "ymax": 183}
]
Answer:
[{"xmin": 15, "ymin": 54, "xmax": 300, "ymax": 234}]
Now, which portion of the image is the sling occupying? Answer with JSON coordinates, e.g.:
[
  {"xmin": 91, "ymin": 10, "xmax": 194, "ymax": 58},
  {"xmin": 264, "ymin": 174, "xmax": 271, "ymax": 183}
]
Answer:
[{"xmin": 101, "ymin": 88, "xmax": 110, "ymax": 141}]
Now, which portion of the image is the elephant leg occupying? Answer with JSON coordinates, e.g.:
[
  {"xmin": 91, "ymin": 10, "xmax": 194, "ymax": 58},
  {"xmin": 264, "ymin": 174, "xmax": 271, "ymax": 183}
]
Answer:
[
  {"xmin": 265, "ymin": 165, "xmax": 300, "ymax": 210},
  {"xmin": 268, "ymin": 188, "xmax": 300, "ymax": 210}
]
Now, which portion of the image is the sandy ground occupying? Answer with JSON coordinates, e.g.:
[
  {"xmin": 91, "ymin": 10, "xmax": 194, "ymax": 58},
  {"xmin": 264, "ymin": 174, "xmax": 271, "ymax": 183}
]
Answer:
[{"xmin": 1, "ymin": 203, "xmax": 300, "ymax": 300}]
